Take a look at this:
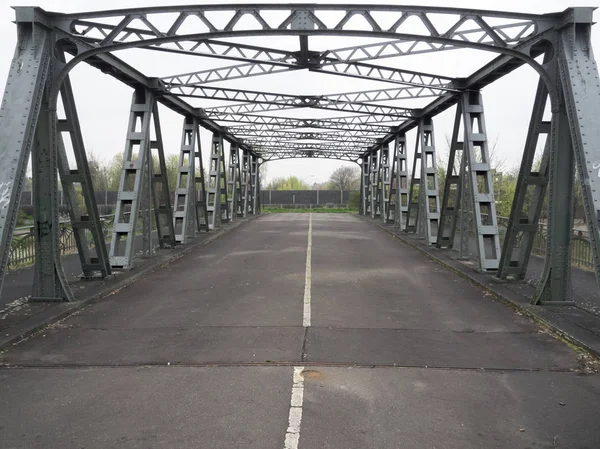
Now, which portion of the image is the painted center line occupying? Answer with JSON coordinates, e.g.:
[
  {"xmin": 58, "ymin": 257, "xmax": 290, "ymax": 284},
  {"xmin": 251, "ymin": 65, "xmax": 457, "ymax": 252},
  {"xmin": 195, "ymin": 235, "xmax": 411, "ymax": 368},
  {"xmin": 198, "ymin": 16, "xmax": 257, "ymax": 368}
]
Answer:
[
  {"xmin": 283, "ymin": 215, "xmax": 312, "ymax": 448},
  {"xmin": 283, "ymin": 366, "xmax": 305, "ymax": 449},
  {"xmin": 303, "ymin": 213, "xmax": 312, "ymax": 327}
]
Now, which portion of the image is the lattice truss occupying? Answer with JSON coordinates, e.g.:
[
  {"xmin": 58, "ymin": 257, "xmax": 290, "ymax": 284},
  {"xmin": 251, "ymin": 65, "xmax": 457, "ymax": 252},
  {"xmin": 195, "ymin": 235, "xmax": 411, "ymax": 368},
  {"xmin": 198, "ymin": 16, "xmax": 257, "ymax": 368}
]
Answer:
[
  {"xmin": 40, "ymin": 4, "xmax": 557, "ymax": 162},
  {"xmin": 2, "ymin": 4, "xmax": 600, "ymax": 303}
]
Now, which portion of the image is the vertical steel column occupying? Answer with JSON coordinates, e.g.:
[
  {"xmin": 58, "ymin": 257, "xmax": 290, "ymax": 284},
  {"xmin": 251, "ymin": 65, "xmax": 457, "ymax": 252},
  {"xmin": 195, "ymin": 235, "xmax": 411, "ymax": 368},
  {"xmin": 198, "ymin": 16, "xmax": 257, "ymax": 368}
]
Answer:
[
  {"xmin": 206, "ymin": 133, "xmax": 224, "ymax": 229},
  {"xmin": 0, "ymin": 23, "xmax": 52, "ymax": 298},
  {"xmin": 364, "ymin": 154, "xmax": 373, "ymax": 216},
  {"xmin": 499, "ymin": 56, "xmax": 552, "ymax": 280},
  {"xmin": 173, "ymin": 116, "xmax": 198, "ymax": 243},
  {"xmin": 380, "ymin": 144, "xmax": 391, "ymax": 223},
  {"xmin": 437, "ymin": 104, "xmax": 465, "ymax": 250},
  {"xmin": 247, "ymin": 154, "xmax": 256, "ymax": 215},
  {"xmin": 394, "ymin": 134, "xmax": 409, "ymax": 229},
  {"xmin": 220, "ymin": 141, "xmax": 230, "ymax": 223},
  {"xmin": 360, "ymin": 157, "xmax": 369, "ymax": 215},
  {"xmin": 240, "ymin": 150, "xmax": 250, "ymax": 217},
  {"xmin": 547, "ymin": 16, "xmax": 600, "ymax": 302},
  {"xmin": 460, "ymin": 91, "xmax": 501, "ymax": 271},
  {"xmin": 32, "ymin": 71, "xmax": 73, "ymax": 300},
  {"xmin": 406, "ymin": 119, "xmax": 440, "ymax": 243},
  {"xmin": 387, "ymin": 141, "xmax": 397, "ymax": 223},
  {"xmin": 370, "ymin": 150, "xmax": 378, "ymax": 218},
  {"xmin": 148, "ymin": 102, "xmax": 176, "ymax": 248},
  {"xmin": 419, "ymin": 118, "xmax": 441, "ymax": 244},
  {"xmin": 457, "ymin": 152, "xmax": 472, "ymax": 259},
  {"xmin": 194, "ymin": 126, "xmax": 209, "ymax": 232},
  {"xmin": 140, "ymin": 141, "xmax": 153, "ymax": 256},
  {"xmin": 251, "ymin": 156, "xmax": 260, "ymax": 214},
  {"xmin": 405, "ymin": 132, "xmax": 421, "ymax": 234},
  {"xmin": 55, "ymin": 49, "xmax": 110, "ymax": 279},
  {"xmin": 535, "ymin": 83, "xmax": 575, "ymax": 303},
  {"xmin": 373, "ymin": 149, "xmax": 383, "ymax": 218},
  {"xmin": 109, "ymin": 88, "xmax": 154, "ymax": 268},
  {"xmin": 234, "ymin": 147, "xmax": 243, "ymax": 217},
  {"xmin": 227, "ymin": 144, "xmax": 239, "ymax": 222}
]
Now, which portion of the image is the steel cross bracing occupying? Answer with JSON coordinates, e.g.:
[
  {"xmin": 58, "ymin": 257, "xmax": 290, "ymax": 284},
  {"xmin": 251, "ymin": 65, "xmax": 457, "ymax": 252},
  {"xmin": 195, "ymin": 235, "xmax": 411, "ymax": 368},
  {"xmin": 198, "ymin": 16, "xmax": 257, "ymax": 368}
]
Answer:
[{"xmin": 1, "ymin": 5, "xmax": 600, "ymax": 305}]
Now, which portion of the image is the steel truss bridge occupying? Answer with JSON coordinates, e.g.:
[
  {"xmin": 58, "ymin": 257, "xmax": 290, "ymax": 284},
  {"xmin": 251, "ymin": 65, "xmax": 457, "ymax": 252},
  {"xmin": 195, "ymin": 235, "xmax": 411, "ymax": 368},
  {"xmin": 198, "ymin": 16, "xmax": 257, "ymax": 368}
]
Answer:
[{"xmin": 0, "ymin": 4, "xmax": 599, "ymax": 305}]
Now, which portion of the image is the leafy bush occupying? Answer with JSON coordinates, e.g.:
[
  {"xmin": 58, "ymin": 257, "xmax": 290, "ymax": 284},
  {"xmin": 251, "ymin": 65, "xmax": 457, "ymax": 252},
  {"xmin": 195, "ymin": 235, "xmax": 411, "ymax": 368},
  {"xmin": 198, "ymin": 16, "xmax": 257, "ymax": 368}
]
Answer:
[{"xmin": 348, "ymin": 191, "xmax": 361, "ymax": 209}]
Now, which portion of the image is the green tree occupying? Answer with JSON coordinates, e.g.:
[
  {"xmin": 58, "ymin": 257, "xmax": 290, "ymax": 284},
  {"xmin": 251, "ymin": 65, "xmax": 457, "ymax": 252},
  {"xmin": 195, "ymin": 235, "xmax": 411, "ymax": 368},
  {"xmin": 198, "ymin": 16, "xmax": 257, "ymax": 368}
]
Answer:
[
  {"xmin": 87, "ymin": 151, "xmax": 109, "ymax": 191},
  {"xmin": 164, "ymin": 154, "xmax": 179, "ymax": 191},
  {"xmin": 266, "ymin": 176, "xmax": 309, "ymax": 190},
  {"xmin": 106, "ymin": 153, "xmax": 124, "ymax": 190},
  {"xmin": 328, "ymin": 166, "xmax": 360, "ymax": 190}
]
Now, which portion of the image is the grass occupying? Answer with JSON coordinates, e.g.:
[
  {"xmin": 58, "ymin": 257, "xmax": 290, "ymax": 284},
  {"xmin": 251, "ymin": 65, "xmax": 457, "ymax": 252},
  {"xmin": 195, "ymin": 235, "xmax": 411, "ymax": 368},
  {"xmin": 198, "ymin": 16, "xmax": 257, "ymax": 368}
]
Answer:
[{"xmin": 262, "ymin": 207, "xmax": 358, "ymax": 214}]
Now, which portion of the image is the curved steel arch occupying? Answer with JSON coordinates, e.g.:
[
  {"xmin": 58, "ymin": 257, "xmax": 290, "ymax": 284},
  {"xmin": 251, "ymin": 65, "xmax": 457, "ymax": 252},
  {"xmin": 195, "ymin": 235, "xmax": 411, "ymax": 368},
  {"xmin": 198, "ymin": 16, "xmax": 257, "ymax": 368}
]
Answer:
[{"xmin": 47, "ymin": 22, "xmax": 558, "ymax": 162}]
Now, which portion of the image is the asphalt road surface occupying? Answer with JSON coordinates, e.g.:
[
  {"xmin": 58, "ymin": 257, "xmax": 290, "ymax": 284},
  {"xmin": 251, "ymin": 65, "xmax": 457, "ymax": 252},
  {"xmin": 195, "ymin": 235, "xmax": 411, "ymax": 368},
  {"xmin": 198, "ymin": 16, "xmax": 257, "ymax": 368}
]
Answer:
[{"xmin": 1, "ymin": 213, "xmax": 599, "ymax": 449}]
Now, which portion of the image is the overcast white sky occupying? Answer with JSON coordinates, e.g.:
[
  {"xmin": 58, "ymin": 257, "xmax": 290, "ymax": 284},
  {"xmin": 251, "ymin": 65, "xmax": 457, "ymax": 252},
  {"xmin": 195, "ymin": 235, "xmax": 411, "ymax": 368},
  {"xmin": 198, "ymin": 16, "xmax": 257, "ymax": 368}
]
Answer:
[{"xmin": 1, "ymin": 0, "xmax": 600, "ymax": 186}]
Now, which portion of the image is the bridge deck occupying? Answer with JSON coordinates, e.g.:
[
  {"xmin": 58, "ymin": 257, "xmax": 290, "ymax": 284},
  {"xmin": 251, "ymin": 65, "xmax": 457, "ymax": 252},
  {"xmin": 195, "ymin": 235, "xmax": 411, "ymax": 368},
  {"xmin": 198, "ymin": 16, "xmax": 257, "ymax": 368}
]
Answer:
[{"xmin": 1, "ymin": 213, "xmax": 599, "ymax": 448}]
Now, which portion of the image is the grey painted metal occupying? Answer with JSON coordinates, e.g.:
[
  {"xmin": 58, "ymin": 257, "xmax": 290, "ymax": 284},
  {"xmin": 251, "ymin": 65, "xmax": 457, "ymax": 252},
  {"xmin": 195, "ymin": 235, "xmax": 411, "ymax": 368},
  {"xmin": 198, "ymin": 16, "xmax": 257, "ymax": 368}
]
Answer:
[
  {"xmin": 55, "ymin": 51, "xmax": 111, "ymax": 279},
  {"xmin": 460, "ymin": 92, "xmax": 501, "ymax": 271},
  {"xmin": 194, "ymin": 126, "xmax": 209, "ymax": 232},
  {"xmin": 227, "ymin": 144, "xmax": 240, "ymax": 222},
  {"xmin": 0, "ymin": 22, "xmax": 51, "ymax": 298},
  {"xmin": 250, "ymin": 156, "xmax": 259, "ymax": 215},
  {"xmin": 498, "ymin": 59, "xmax": 552, "ymax": 280},
  {"xmin": 32, "ymin": 65, "xmax": 73, "ymax": 301},
  {"xmin": 240, "ymin": 150, "xmax": 251, "ymax": 217},
  {"xmin": 140, "ymin": 137, "xmax": 153, "ymax": 257},
  {"xmin": 554, "ymin": 20, "xmax": 600, "ymax": 301},
  {"xmin": 148, "ymin": 102, "xmax": 176, "ymax": 249},
  {"xmin": 174, "ymin": 117, "xmax": 199, "ymax": 243},
  {"xmin": 405, "ymin": 132, "xmax": 421, "ymax": 235},
  {"xmin": 360, "ymin": 158, "xmax": 369, "ymax": 216},
  {"xmin": 437, "ymin": 104, "xmax": 465, "ymax": 250},
  {"xmin": 458, "ymin": 152, "xmax": 471, "ymax": 259},
  {"xmin": 387, "ymin": 142, "xmax": 397, "ymax": 224},
  {"xmin": 220, "ymin": 141, "xmax": 230, "ymax": 223},
  {"xmin": 406, "ymin": 118, "xmax": 440, "ymax": 244},
  {"xmin": 369, "ymin": 151, "xmax": 378, "ymax": 219},
  {"xmin": 419, "ymin": 118, "xmax": 441, "ymax": 245},
  {"xmin": 534, "ymin": 81, "xmax": 575, "ymax": 304},
  {"xmin": 393, "ymin": 135, "xmax": 409, "ymax": 229},
  {"xmin": 109, "ymin": 88, "xmax": 155, "ymax": 268},
  {"xmin": 206, "ymin": 134, "xmax": 225, "ymax": 229},
  {"xmin": 380, "ymin": 145, "xmax": 392, "ymax": 223},
  {"xmin": 12, "ymin": 4, "xmax": 562, "ymax": 164}
]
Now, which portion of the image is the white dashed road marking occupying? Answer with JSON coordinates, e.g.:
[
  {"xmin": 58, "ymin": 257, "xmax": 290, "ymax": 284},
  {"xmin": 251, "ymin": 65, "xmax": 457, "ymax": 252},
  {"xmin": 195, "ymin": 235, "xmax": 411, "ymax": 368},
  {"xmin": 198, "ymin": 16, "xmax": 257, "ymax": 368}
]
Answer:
[
  {"xmin": 303, "ymin": 214, "xmax": 312, "ymax": 327},
  {"xmin": 283, "ymin": 366, "xmax": 305, "ymax": 449},
  {"xmin": 283, "ymin": 214, "xmax": 313, "ymax": 449}
]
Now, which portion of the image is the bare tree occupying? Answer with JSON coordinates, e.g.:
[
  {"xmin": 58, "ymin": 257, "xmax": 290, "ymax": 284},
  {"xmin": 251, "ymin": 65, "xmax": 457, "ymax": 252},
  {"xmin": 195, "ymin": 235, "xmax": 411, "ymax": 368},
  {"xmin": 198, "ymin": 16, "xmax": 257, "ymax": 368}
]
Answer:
[{"xmin": 328, "ymin": 166, "xmax": 360, "ymax": 190}]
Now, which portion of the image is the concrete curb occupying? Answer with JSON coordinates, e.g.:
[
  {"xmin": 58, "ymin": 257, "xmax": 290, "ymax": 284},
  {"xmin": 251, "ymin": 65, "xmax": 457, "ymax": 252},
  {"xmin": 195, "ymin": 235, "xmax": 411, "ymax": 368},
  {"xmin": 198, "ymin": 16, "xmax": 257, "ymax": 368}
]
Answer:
[
  {"xmin": 0, "ymin": 216, "xmax": 258, "ymax": 351},
  {"xmin": 362, "ymin": 216, "xmax": 600, "ymax": 358}
]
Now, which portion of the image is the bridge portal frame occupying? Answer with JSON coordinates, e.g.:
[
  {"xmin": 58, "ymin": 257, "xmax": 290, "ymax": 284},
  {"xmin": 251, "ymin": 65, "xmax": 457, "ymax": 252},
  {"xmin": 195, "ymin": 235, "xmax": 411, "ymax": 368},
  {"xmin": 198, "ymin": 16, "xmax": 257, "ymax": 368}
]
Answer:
[{"xmin": 0, "ymin": 5, "xmax": 599, "ymax": 304}]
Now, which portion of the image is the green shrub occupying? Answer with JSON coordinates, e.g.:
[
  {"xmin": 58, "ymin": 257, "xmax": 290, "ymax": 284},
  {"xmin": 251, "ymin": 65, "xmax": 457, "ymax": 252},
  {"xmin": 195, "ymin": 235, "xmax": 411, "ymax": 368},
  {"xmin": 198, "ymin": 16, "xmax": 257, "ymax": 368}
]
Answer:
[{"xmin": 348, "ymin": 191, "xmax": 360, "ymax": 209}]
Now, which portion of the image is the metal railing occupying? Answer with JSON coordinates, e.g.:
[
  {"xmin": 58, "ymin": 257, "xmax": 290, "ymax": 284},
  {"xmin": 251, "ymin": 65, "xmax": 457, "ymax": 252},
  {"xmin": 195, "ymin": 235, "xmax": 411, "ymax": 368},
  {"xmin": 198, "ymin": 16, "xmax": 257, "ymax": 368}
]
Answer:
[
  {"xmin": 8, "ymin": 215, "xmax": 115, "ymax": 270},
  {"xmin": 495, "ymin": 216, "xmax": 594, "ymax": 272},
  {"xmin": 9, "ymin": 211, "xmax": 597, "ymax": 273}
]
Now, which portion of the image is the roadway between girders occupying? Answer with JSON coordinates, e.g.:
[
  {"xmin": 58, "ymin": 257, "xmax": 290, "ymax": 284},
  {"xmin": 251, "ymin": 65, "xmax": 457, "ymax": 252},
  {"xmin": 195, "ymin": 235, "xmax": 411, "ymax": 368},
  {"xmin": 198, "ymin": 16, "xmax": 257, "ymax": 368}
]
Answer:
[{"xmin": 1, "ymin": 213, "xmax": 598, "ymax": 448}]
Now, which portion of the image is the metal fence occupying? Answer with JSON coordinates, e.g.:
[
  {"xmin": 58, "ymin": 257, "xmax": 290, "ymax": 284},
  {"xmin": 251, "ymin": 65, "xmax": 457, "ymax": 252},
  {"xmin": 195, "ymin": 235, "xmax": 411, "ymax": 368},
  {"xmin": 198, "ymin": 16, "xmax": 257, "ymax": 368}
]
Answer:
[
  {"xmin": 260, "ymin": 190, "xmax": 355, "ymax": 207},
  {"xmin": 8, "ymin": 211, "xmax": 597, "ymax": 273},
  {"xmin": 8, "ymin": 215, "xmax": 115, "ymax": 270},
  {"xmin": 495, "ymin": 216, "xmax": 594, "ymax": 272}
]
